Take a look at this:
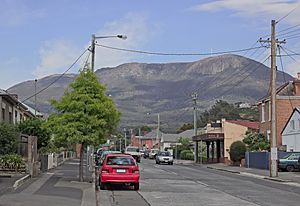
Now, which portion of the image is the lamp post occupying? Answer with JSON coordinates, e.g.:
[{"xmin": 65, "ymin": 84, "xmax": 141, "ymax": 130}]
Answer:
[
  {"xmin": 146, "ymin": 112, "xmax": 160, "ymax": 149},
  {"xmin": 90, "ymin": 34, "xmax": 127, "ymax": 72}
]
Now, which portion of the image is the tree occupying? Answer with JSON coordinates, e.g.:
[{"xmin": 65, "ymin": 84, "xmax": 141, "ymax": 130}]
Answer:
[
  {"xmin": 243, "ymin": 132, "xmax": 270, "ymax": 151},
  {"xmin": 177, "ymin": 123, "xmax": 193, "ymax": 133},
  {"xmin": 18, "ymin": 118, "xmax": 51, "ymax": 150},
  {"xmin": 0, "ymin": 123, "xmax": 19, "ymax": 155},
  {"xmin": 229, "ymin": 141, "xmax": 246, "ymax": 163},
  {"xmin": 47, "ymin": 68, "xmax": 121, "ymax": 181}
]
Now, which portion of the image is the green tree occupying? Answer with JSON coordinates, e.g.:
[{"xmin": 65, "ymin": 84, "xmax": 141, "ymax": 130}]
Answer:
[
  {"xmin": 18, "ymin": 118, "xmax": 51, "ymax": 150},
  {"xmin": 0, "ymin": 123, "xmax": 19, "ymax": 155},
  {"xmin": 229, "ymin": 141, "xmax": 247, "ymax": 163},
  {"xmin": 243, "ymin": 132, "xmax": 270, "ymax": 151},
  {"xmin": 177, "ymin": 123, "xmax": 193, "ymax": 133},
  {"xmin": 47, "ymin": 68, "xmax": 121, "ymax": 181}
]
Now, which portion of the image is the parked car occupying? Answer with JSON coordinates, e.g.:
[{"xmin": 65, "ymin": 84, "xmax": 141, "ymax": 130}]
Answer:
[
  {"xmin": 143, "ymin": 150, "xmax": 150, "ymax": 159},
  {"xmin": 99, "ymin": 151, "xmax": 121, "ymax": 166},
  {"xmin": 278, "ymin": 153, "xmax": 300, "ymax": 172},
  {"xmin": 155, "ymin": 151, "xmax": 173, "ymax": 165},
  {"xmin": 99, "ymin": 154, "xmax": 140, "ymax": 190},
  {"xmin": 125, "ymin": 146, "xmax": 141, "ymax": 163},
  {"xmin": 149, "ymin": 149, "xmax": 159, "ymax": 159}
]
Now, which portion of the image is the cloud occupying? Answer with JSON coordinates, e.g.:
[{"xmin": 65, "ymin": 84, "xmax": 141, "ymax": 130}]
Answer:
[
  {"xmin": 93, "ymin": 13, "xmax": 158, "ymax": 70},
  {"xmin": 0, "ymin": 0, "xmax": 45, "ymax": 27},
  {"xmin": 191, "ymin": 0, "xmax": 300, "ymax": 25},
  {"xmin": 33, "ymin": 40, "xmax": 81, "ymax": 78},
  {"xmin": 34, "ymin": 13, "xmax": 158, "ymax": 78}
]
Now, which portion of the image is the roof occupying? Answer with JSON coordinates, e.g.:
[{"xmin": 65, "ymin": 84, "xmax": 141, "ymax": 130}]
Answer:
[
  {"xmin": 161, "ymin": 133, "xmax": 179, "ymax": 142},
  {"xmin": 143, "ymin": 130, "xmax": 163, "ymax": 139},
  {"xmin": 226, "ymin": 120, "xmax": 259, "ymax": 130},
  {"xmin": 177, "ymin": 129, "xmax": 195, "ymax": 140}
]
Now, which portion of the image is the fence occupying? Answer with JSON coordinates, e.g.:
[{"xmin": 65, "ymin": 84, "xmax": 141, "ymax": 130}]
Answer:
[
  {"xmin": 245, "ymin": 151, "xmax": 296, "ymax": 170},
  {"xmin": 40, "ymin": 151, "xmax": 75, "ymax": 172}
]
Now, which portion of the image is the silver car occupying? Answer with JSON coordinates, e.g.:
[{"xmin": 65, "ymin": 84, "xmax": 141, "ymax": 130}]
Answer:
[{"xmin": 155, "ymin": 151, "xmax": 173, "ymax": 165}]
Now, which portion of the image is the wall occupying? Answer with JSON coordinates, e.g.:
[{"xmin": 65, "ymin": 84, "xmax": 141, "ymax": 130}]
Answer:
[
  {"xmin": 259, "ymin": 98, "xmax": 300, "ymax": 146},
  {"xmin": 223, "ymin": 121, "xmax": 248, "ymax": 160},
  {"xmin": 282, "ymin": 110, "xmax": 300, "ymax": 152}
]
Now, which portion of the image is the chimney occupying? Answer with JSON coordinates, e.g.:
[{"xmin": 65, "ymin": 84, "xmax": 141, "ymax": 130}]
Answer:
[{"xmin": 297, "ymin": 72, "xmax": 300, "ymax": 80}]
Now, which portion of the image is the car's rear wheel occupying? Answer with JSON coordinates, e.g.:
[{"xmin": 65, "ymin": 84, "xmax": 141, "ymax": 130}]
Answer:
[
  {"xmin": 133, "ymin": 183, "xmax": 139, "ymax": 190},
  {"xmin": 170, "ymin": 162, "xmax": 173, "ymax": 165},
  {"xmin": 286, "ymin": 165, "xmax": 295, "ymax": 172}
]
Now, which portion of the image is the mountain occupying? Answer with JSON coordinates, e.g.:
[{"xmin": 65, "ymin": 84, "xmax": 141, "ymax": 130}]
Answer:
[{"xmin": 8, "ymin": 54, "xmax": 292, "ymax": 131}]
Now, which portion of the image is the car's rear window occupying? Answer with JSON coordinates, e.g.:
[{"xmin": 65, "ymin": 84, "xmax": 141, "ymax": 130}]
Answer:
[
  {"xmin": 159, "ymin": 152, "xmax": 171, "ymax": 156},
  {"xmin": 106, "ymin": 156, "xmax": 135, "ymax": 166}
]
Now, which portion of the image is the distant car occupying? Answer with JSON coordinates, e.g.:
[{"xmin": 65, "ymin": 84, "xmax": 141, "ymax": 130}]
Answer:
[
  {"xmin": 156, "ymin": 151, "xmax": 173, "ymax": 165},
  {"xmin": 125, "ymin": 146, "xmax": 141, "ymax": 163},
  {"xmin": 99, "ymin": 151, "xmax": 121, "ymax": 166},
  {"xmin": 278, "ymin": 153, "xmax": 300, "ymax": 172},
  {"xmin": 99, "ymin": 154, "xmax": 140, "ymax": 190},
  {"xmin": 143, "ymin": 150, "xmax": 150, "ymax": 159},
  {"xmin": 149, "ymin": 149, "xmax": 159, "ymax": 159}
]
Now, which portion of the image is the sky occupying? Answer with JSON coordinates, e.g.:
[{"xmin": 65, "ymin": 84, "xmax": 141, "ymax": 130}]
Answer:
[{"xmin": 1, "ymin": 0, "xmax": 300, "ymax": 89}]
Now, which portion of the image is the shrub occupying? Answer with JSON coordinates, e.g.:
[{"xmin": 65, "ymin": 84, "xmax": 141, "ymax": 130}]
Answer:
[
  {"xmin": 180, "ymin": 150, "xmax": 194, "ymax": 160},
  {"xmin": 0, "ymin": 154, "xmax": 25, "ymax": 171},
  {"xmin": 229, "ymin": 141, "xmax": 246, "ymax": 163},
  {"xmin": 0, "ymin": 123, "xmax": 19, "ymax": 155}
]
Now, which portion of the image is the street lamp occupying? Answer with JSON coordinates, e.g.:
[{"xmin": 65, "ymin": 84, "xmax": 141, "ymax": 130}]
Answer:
[
  {"xmin": 90, "ymin": 34, "xmax": 127, "ymax": 72},
  {"xmin": 146, "ymin": 112, "xmax": 160, "ymax": 149}
]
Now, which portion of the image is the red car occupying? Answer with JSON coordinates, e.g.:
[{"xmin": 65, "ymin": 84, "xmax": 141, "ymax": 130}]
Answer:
[{"xmin": 99, "ymin": 154, "xmax": 140, "ymax": 190}]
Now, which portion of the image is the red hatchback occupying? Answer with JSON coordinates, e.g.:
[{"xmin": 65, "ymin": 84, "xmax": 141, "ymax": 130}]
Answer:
[{"xmin": 99, "ymin": 154, "xmax": 140, "ymax": 190}]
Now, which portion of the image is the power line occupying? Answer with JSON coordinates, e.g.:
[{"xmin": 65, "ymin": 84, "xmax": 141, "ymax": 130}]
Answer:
[
  {"xmin": 284, "ymin": 35, "xmax": 300, "ymax": 40},
  {"xmin": 21, "ymin": 48, "xmax": 89, "ymax": 103},
  {"xmin": 96, "ymin": 43, "xmax": 264, "ymax": 56},
  {"xmin": 277, "ymin": 28, "xmax": 300, "ymax": 38},
  {"xmin": 278, "ymin": 46, "xmax": 294, "ymax": 110},
  {"xmin": 276, "ymin": 3, "xmax": 300, "ymax": 24}
]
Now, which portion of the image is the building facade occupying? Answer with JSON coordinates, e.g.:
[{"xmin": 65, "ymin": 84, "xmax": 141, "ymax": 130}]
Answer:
[{"xmin": 258, "ymin": 74, "xmax": 300, "ymax": 147}]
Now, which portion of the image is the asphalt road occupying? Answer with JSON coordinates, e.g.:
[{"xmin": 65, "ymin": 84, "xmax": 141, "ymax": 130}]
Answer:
[{"xmin": 97, "ymin": 158, "xmax": 300, "ymax": 206}]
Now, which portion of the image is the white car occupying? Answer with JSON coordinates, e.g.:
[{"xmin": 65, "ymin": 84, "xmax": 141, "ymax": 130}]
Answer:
[
  {"xmin": 155, "ymin": 151, "xmax": 173, "ymax": 165},
  {"xmin": 125, "ymin": 146, "xmax": 141, "ymax": 163},
  {"xmin": 149, "ymin": 149, "xmax": 159, "ymax": 159}
]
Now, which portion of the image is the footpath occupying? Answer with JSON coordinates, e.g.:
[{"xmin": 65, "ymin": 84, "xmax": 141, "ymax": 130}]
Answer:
[
  {"xmin": 175, "ymin": 160, "xmax": 300, "ymax": 187},
  {"xmin": 0, "ymin": 158, "xmax": 96, "ymax": 206}
]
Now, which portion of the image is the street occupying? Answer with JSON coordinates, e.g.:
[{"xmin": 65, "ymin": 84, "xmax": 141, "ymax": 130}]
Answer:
[{"xmin": 97, "ymin": 158, "xmax": 300, "ymax": 206}]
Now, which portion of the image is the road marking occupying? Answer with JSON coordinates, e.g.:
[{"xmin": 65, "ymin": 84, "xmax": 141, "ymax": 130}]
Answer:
[
  {"xmin": 196, "ymin": 180, "xmax": 209, "ymax": 187},
  {"xmin": 169, "ymin": 171, "xmax": 177, "ymax": 175}
]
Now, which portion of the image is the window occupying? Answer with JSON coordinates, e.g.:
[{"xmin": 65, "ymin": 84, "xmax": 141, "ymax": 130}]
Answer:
[
  {"xmin": 268, "ymin": 102, "xmax": 271, "ymax": 121},
  {"xmin": 298, "ymin": 119, "xmax": 300, "ymax": 130},
  {"xmin": 9, "ymin": 112, "xmax": 12, "ymax": 124},
  {"xmin": 2, "ymin": 108, "xmax": 5, "ymax": 121},
  {"xmin": 290, "ymin": 120, "xmax": 295, "ymax": 130},
  {"xmin": 261, "ymin": 103, "xmax": 265, "ymax": 123},
  {"xmin": 15, "ymin": 111, "xmax": 18, "ymax": 123}
]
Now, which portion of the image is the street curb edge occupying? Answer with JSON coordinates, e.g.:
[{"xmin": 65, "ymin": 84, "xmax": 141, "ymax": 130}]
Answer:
[{"xmin": 13, "ymin": 174, "xmax": 31, "ymax": 190}]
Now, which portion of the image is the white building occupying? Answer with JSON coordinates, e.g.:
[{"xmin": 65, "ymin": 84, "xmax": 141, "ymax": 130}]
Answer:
[{"xmin": 281, "ymin": 107, "xmax": 300, "ymax": 152}]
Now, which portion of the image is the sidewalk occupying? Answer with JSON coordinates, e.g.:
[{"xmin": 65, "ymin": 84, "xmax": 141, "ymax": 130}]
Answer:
[
  {"xmin": 0, "ymin": 173, "xmax": 26, "ymax": 195},
  {"xmin": 0, "ymin": 158, "xmax": 96, "ymax": 206},
  {"xmin": 204, "ymin": 163, "xmax": 300, "ymax": 186}
]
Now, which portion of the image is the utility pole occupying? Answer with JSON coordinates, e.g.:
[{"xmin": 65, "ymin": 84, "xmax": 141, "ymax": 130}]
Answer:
[
  {"xmin": 139, "ymin": 128, "xmax": 141, "ymax": 149},
  {"xmin": 124, "ymin": 128, "xmax": 127, "ymax": 149},
  {"xmin": 192, "ymin": 92, "xmax": 198, "ymax": 163},
  {"xmin": 34, "ymin": 79, "xmax": 37, "ymax": 117},
  {"xmin": 91, "ymin": 34, "xmax": 96, "ymax": 72},
  {"xmin": 156, "ymin": 113, "xmax": 160, "ymax": 149},
  {"xmin": 259, "ymin": 20, "xmax": 285, "ymax": 177}
]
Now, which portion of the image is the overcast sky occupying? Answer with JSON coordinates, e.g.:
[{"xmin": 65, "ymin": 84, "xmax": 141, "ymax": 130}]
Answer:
[{"xmin": 1, "ymin": 0, "xmax": 300, "ymax": 89}]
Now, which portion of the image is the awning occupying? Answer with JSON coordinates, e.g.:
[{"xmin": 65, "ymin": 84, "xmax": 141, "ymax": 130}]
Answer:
[{"xmin": 192, "ymin": 133, "xmax": 224, "ymax": 142}]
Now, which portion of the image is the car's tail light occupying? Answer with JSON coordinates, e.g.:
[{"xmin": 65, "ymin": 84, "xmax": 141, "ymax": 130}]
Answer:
[
  {"xmin": 101, "ymin": 169, "xmax": 109, "ymax": 174},
  {"xmin": 133, "ymin": 168, "xmax": 139, "ymax": 174}
]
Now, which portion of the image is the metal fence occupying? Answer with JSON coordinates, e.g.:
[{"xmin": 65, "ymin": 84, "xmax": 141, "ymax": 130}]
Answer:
[{"xmin": 245, "ymin": 151, "xmax": 296, "ymax": 170}]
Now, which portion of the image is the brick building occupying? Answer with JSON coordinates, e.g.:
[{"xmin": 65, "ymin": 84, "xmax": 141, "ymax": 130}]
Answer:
[{"xmin": 258, "ymin": 73, "xmax": 300, "ymax": 147}]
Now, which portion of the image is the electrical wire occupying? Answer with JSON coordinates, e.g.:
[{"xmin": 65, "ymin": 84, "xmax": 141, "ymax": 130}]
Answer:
[
  {"xmin": 278, "ymin": 46, "xmax": 294, "ymax": 110},
  {"xmin": 277, "ymin": 28, "xmax": 300, "ymax": 38},
  {"xmin": 284, "ymin": 35, "xmax": 300, "ymax": 40},
  {"xmin": 276, "ymin": 3, "xmax": 300, "ymax": 24},
  {"xmin": 21, "ymin": 47, "xmax": 90, "ymax": 103},
  {"xmin": 96, "ymin": 43, "xmax": 264, "ymax": 56}
]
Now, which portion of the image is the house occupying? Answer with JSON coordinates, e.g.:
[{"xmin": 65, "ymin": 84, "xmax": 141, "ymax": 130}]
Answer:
[
  {"xmin": 131, "ymin": 130, "xmax": 162, "ymax": 149},
  {"xmin": 193, "ymin": 119, "xmax": 259, "ymax": 163},
  {"xmin": 281, "ymin": 107, "xmax": 300, "ymax": 152},
  {"xmin": 258, "ymin": 73, "xmax": 300, "ymax": 148},
  {"xmin": 0, "ymin": 89, "xmax": 42, "ymax": 124}
]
